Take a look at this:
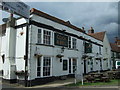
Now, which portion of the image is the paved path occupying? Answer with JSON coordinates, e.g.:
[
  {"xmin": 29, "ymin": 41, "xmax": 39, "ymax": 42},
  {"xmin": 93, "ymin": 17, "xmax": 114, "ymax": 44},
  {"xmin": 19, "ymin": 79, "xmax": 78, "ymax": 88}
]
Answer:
[{"xmin": 28, "ymin": 78, "xmax": 75, "ymax": 88}]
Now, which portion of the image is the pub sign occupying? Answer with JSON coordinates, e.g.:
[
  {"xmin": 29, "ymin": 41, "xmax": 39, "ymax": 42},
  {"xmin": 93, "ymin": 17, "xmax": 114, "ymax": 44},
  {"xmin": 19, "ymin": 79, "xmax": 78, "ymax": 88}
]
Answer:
[{"xmin": 54, "ymin": 33, "xmax": 68, "ymax": 47}]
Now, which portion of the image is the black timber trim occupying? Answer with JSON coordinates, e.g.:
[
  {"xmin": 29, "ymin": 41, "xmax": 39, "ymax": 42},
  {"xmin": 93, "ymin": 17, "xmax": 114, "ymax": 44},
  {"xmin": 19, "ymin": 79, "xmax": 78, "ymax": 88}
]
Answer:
[
  {"xmin": 30, "ymin": 20, "xmax": 103, "ymax": 47},
  {"xmin": 36, "ymin": 43, "xmax": 54, "ymax": 47},
  {"xmin": 15, "ymin": 23, "xmax": 27, "ymax": 29},
  {"xmin": 15, "ymin": 20, "xmax": 103, "ymax": 47}
]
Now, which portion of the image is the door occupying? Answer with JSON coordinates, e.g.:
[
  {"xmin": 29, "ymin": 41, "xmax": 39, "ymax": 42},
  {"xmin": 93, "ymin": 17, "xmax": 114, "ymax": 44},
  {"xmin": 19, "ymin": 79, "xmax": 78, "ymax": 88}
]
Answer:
[
  {"xmin": 84, "ymin": 60, "xmax": 86, "ymax": 74},
  {"xmin": 69, "ymin": 58, "xmax": 77, "ymax": 74}
]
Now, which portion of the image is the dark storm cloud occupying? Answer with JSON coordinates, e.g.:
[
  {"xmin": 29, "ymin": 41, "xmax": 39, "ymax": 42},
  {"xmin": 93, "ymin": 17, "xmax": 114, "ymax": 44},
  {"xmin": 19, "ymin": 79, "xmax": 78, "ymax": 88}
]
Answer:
[{"xmin": 26, "ymin": 2, "xmax": 118, "ymax": 42}]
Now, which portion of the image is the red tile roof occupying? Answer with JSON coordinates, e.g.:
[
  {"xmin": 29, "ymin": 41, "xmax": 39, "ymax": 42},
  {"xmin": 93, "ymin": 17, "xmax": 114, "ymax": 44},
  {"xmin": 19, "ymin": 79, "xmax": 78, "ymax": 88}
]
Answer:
[
  {"xmin": 110, "ymin": 43, "xmax": 120, "ymax": 52},
  {"xmin": 30, "ymin": 8, "xmax": 85, "ymax": 33},
  {"xmin": 117, "ymin": 40, "xmax": 120, "ymax": 45},
  {"xmin": 88, "ymin": 31, "xmax": 106, "ymax": 41}
]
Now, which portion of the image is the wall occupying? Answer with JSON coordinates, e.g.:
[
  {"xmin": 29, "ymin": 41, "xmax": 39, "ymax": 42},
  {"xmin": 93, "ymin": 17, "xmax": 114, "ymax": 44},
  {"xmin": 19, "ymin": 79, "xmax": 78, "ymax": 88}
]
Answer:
[{"xmin": 15, "ymin": 14, "xmax": 104, "ymax": 81}]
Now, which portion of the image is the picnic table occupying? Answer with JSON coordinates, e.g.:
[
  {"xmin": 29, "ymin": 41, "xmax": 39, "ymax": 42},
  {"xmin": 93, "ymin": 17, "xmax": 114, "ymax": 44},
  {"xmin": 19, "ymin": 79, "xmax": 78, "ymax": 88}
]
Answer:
[
  {"xmin": 84, "ymin": 72, "xmax": 110, "ymax": 83},
  {"xmin": 107, "ymin": 70, "xmax": 120, "ymax": 79},
  {"xmin": 101, "ymin": 77, "xmax": 110, "ymax": 82}
]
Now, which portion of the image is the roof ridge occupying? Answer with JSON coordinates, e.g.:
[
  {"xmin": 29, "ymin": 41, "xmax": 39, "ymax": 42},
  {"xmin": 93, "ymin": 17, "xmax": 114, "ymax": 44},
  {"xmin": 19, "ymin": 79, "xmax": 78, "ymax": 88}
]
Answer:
[{"xmin": 30, "ymin": 8, "xmax": 85, "ymax": 33}]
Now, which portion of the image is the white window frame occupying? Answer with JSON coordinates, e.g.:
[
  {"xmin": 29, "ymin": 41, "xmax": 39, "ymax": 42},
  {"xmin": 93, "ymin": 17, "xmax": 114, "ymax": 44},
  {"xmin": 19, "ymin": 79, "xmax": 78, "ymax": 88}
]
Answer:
[
  {"xmin": 72, "ymin": 38, "xmax": 77, "ymax": 49},
  {"xmin": 37, "ymin": 57, "xmax": 42, "ymax": 77},
  {"xmin": 69, "ymin": 58, "xmax": 77, "ymax": 74},
  {"xmin": 43, "ymin": 29, "xmax": 52, "ymax": 45},
  {"xmin": 37, "ymin": 28, "xmax": 53, "ymax": 45},
  {"xmin": 68, "ymin": 36, "xmax": 72, "ymax": 48},
  {"xmin": 36, "ymin": 56, "xmax": 52, "ymax": 78},
  {"xmin": 42, "ymin": 56, "xmax": 52, "ymax": 77},
  {"xmin": 37, "ymin": 29, "xmax": 42, "ymax": 44}
]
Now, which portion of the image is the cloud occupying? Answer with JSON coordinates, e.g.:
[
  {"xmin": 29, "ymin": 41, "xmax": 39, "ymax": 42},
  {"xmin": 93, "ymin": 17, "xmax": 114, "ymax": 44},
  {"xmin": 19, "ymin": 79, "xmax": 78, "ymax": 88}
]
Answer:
[{"xmin": 1, "ymin": 2, "xmax": 118, "ymax": 42}]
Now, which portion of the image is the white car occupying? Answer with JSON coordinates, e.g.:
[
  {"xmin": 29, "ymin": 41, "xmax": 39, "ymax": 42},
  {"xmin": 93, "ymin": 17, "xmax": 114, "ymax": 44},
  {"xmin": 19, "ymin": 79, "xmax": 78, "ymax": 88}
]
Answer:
[{"xmin": 116, "ymin": 61, "xmax": 120, "ymax": 69}]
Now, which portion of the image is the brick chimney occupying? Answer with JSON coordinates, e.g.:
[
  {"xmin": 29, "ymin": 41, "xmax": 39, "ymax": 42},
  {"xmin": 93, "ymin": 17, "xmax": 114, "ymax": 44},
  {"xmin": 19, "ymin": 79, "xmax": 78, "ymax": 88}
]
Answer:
[
  {"xmin": 88, "ymin": 27, "xmax": 94, "ymax": 34},
  {"xmin": 115, "ymin": 37, "xmax": 120, "ymax": 47}
]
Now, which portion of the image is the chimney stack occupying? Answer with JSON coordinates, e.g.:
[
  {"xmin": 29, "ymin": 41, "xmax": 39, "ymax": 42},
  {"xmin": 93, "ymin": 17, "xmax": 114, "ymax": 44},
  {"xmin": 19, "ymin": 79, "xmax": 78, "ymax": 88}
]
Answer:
[{"xmin": 88, "ymin": 27, "xmax": 94, "ymax": 34}]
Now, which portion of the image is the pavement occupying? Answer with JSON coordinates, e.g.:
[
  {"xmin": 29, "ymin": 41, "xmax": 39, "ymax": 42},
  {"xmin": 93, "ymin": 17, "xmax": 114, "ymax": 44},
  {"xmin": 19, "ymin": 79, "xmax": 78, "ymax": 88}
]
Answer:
[
  {"xmin": 29, "ymin": 78, "xmax": 75, "ymax": 88},
  {"xmin": 0, "ymin": 74, "xmax": 119, "ymax": 89}
]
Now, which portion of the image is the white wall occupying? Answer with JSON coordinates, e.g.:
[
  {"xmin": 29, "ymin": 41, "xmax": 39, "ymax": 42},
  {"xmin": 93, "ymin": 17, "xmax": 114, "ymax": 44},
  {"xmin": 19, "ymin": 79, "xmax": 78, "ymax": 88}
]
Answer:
[{"xmin": 15, "ymin": 14, "xmax": 105, "ymax": 80}]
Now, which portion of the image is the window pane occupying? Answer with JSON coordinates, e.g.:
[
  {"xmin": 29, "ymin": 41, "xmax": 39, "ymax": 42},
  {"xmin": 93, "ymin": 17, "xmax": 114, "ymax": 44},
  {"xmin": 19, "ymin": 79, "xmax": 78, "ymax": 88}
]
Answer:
[
  {"xmin": 43, "ymin": 30, "xmax": 51, "ymax": 45},
  {"xmin": 43, "ymin": 57, "xmax": 51, "ymax": 76},
  {"xmin": 63, "ymin": 60, "xmax": 68, "ymax": 71},
  {"xmin": 38, "ymin": 29, "xmax": 41, "ymax": 44},
  {"xmin": 37, "ymin": 57, "xmax": 41, "ymax": 77}
]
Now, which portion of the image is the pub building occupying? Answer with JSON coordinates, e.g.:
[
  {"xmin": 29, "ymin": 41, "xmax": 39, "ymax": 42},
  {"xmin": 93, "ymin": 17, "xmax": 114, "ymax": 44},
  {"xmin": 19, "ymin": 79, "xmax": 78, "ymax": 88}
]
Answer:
[{"xmin": 0, "ymin": 8, "xmax": 112, "ymax": 86}]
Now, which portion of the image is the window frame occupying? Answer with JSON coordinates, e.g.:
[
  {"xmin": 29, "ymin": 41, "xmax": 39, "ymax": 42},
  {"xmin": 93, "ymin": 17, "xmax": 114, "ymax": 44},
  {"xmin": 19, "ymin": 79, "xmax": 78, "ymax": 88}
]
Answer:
[{"xmin": 63, "ymin": 59, "xmax": 68, "ymax": 71}]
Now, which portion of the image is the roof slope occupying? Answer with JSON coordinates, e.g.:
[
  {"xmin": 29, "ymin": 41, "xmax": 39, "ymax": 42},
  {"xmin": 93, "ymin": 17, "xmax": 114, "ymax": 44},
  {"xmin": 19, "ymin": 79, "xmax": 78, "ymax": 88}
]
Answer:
[
  {"xmin": 88, "ymin": 31, "xmax": 106, "ymax": 41},
  {"xmin": 110, "ymin": 43, "xmax": 120, "ymax": 52},
  {"xmin": 30, "ymin": 8, "xmax": 85, "ymax": 33}
]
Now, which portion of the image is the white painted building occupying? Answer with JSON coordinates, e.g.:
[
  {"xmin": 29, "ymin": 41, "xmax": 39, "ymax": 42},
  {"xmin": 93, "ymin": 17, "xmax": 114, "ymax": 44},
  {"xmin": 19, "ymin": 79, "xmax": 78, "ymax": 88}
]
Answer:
[{"xmin": 0, "ymin": 8, "xmax": 113, "ymax": 86}]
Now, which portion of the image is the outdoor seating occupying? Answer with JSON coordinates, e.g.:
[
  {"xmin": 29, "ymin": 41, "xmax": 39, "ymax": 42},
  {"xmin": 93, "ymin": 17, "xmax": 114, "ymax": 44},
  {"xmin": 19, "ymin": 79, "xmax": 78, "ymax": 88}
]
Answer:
[
  {"xmin": 84, "ymin": 72, "xmax": 110, "ymax": 83},
  {"xmin": 101, "ymin": 77, "xmax": 110, "ymax": 82}
]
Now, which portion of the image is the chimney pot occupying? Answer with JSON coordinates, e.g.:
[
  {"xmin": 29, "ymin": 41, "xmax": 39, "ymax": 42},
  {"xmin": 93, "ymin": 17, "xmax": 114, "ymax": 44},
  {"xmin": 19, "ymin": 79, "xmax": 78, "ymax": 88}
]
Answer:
[{"xmin": 88, "ymin": 27, "xmax": 94, "ymax": 34}]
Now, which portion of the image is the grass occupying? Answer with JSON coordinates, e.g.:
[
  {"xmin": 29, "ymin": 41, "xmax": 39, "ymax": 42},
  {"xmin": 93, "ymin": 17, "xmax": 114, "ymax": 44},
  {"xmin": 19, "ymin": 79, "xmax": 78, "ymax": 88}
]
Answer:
[{"xmin": 67, "ymin": 79, "xmax": 120, "ymax": 87}]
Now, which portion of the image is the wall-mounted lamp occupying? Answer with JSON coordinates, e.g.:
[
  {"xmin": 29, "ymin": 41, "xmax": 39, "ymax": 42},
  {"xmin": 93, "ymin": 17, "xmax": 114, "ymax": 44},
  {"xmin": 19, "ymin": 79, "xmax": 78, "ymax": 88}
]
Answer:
[{"xmin": 56, "ymin": 54, "xmax": 64, "ymax": 62}]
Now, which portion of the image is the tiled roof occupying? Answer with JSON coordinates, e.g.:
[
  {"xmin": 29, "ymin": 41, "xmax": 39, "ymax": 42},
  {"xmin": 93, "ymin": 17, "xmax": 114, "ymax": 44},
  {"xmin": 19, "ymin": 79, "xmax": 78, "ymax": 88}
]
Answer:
[
  {"xmin": 117, "ymin": 40, "xmax": 120, "ymax": 45},
  {"xmin": 88, "ymin": 31, "xmax": 106, "ymax": 41},
  {"xmin": 30, "ymin": 8, "xmax": 85, "ymax": 33},
  {"xmin": 110, "ymin": 43, "xmax": 120, "ymax": 52}
]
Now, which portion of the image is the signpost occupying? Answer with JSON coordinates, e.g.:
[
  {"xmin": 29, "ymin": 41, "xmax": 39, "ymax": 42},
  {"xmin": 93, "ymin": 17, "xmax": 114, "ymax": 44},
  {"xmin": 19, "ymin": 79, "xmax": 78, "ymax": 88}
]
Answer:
[
  {"xmin": 0, "ymin": 0, "xmax": 30, "ymax": 87},
  {"xmin": 1, "ymin": 0, "xmax": 30, "ymax": 19}
]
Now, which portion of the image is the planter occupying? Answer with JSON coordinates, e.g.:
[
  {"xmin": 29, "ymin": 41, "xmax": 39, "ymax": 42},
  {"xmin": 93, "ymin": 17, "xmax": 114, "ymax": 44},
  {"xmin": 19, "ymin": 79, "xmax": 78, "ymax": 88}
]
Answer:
[
  {"xmin": 56, "ymin": 54, "xmax": 64, "ymax": 58},
  {"xmin": 34, "ymin": 54, "xmax": 43, "ymax": 57},
  {"xmin": 103, "ymin": 58, "xmax": 108, "ymax": 60},
  {"xmin": 15, "ymin": 70, "xmax": 25, "ymax": 76},
  {"xmin": 82, "ymin": 55, "xmax": 88, "ymax": 59},
  {"xmin": 95, "ymin": 58, "xmax": 101, "ymax": 60}
]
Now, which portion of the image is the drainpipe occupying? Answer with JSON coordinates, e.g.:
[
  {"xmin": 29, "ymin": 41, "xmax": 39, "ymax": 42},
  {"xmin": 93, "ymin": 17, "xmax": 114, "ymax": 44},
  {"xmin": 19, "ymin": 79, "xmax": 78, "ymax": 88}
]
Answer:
[{"xmin": 25, "ymin": 19, "xmax": 29, "ymax": 87}]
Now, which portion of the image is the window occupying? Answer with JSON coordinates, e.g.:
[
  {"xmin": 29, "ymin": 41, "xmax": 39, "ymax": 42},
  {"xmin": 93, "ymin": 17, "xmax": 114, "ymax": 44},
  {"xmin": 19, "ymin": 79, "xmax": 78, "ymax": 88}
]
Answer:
[
  {"xmin": 68, "ymin": 36, "xmax": 71, "ymax": 48},
  {"xmin": 43, "ymin": 30, "xmax": 51, "ymax": 45},
  {"xmin": 37, "ymin": 57, "xmax": 41, "ymax": 77},
  {"xmin": 99, "ymin": 46, "xmax": 101, "ymax": 54},
  {"xmin": 73, "ymin": 58, "xmax": 77, "ymax": 73},
  {"xmin": 43, "ymin": 57, "xmax": 51, "ymax": 76},
  {"xmin": 37, "ymin": 29, "xmax": 42, "ymax": 44},
  {"xmin": 105, "ymin": 48, "xmax": 107, "ymax": 54},
  {"xmin": 72, "ymin": 38, "xmax": 77, "ymax": 49},
  {"xmin": 63, "ymin": 60, "xmax": 68, "ymax": 71},
  {"xmin": 37, "ymin": 29, "xmax": 52, "ymax": 45},
  {"xmin": 69, "ymin": 58, "xmax": 72, "ymax": 73}
]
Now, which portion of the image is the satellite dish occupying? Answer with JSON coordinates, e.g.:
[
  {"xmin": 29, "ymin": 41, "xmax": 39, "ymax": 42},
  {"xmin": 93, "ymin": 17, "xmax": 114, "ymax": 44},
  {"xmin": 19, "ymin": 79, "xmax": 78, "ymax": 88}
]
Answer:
[{"xmin": 2, "ymin": 18, "xmax": 9, "ymax": 23}]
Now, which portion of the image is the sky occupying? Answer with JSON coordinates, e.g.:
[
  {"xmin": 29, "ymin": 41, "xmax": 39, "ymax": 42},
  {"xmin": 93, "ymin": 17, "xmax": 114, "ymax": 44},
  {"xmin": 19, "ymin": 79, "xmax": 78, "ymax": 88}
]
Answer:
[{"xmin": 0, "ymin": 1, "xmax": 119, "ymax": 43}]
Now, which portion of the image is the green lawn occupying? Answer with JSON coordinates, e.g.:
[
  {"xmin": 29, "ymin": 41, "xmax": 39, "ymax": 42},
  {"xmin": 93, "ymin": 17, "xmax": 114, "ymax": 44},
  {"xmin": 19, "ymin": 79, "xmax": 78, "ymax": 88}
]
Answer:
[{"xmin": 67, "ymin": 79, "xmax": 120, "ymax": 87}]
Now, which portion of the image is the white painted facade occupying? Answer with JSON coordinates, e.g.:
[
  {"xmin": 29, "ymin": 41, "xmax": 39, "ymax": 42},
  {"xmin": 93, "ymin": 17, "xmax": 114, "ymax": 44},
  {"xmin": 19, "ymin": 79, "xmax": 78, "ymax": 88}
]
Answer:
[{"xmin": 0, "ymin": 9, "xmax": 113, "ymax": 83}]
